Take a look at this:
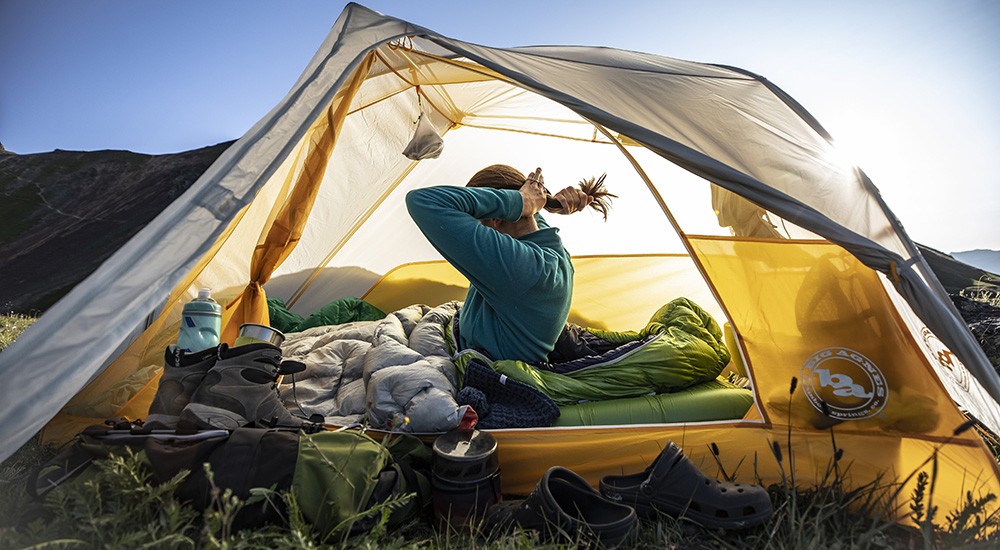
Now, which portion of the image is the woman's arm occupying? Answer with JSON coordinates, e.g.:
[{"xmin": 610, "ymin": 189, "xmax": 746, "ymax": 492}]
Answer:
[{"xmin": 406, "ymin": 186, "xmax": 546, "ymax": 298}]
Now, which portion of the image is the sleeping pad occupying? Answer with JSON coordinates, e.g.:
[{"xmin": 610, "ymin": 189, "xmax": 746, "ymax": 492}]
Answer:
[{"xmin": 454, "ymin": 297, "xmax": 731, "ymax": 406}]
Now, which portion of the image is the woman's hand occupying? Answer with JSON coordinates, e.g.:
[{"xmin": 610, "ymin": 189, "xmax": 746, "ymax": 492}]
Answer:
[
  {"xmin": 519, "ymin": 167, "xmax": 547, "ymax": 218},
  {"xmin": 549, "ymin": 185, "xmax": 594, "ymax": 215}
]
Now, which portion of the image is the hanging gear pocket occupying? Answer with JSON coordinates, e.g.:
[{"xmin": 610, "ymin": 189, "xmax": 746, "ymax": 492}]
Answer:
[{"xmin": 402, "ymin": 89, "xmax": 444, "ymax": 160}]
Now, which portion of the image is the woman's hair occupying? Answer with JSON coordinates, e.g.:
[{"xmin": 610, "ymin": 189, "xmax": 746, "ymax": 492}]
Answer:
[
  {"xmin": 577, "ymin": 173, "xmax": 616, "ymax": 221},
  {"xmin": 467, "ymin": 164, "xmax": 616, "ymax": 220},
  {"xmin": 466, "ymin": 164, "xmax": 525, "ymax": 190}
]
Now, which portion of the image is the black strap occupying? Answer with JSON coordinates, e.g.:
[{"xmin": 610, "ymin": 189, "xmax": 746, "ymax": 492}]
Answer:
[
  {"xmin": 144, "ymin": 433, "xmax": 229, "ymax": 483},
  {"xmin": 215, "ymin": 428, "xmax": 268, "ymax": 496}
]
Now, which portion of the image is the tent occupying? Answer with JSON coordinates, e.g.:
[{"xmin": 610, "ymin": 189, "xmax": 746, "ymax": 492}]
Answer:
[{"xmin": 2, "ymin": 2, "xmax": 998, "ymax": 514}]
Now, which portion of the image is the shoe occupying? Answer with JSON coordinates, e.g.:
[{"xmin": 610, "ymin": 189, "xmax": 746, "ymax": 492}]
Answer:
[
  {"xmin": 179, "ymin": 343, "xmax": 305, "ymax": 430},
  {"xmin": 600, "ymin": 441, "xmax": 772, "ymax": 530},
  {"xmin": 145, "ymin": 345, "xmax": 218, "ymax": 429},
  {"xmin": 484, "ymin": 466, "xmax": 637, "ymax": 548}
]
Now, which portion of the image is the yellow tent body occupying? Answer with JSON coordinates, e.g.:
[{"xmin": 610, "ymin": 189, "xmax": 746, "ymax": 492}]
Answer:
[{"xmin": 2, "ymin": 3, "xmax": 998, "ymax": 520}]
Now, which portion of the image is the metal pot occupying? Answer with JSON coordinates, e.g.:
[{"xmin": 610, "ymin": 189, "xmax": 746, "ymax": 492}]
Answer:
[
  {"xmin": 235, "ymin": 323, "xmax": 285, "ymax": 347},
  {"xmin": 431, "ymin": 429, "xmax": 501, "ymax": 530}
]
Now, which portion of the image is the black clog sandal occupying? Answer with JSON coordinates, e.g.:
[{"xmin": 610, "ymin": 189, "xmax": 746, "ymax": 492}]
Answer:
[
  {"xmin": 599, "ymin": 441, "xmax": 773, "ymax": 530},
  {"xmin": 484, "ymin": 466, "xmax": 637, "ymax": 548}
]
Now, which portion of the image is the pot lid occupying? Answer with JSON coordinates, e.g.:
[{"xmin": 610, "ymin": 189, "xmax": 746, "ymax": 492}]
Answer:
[{"xmin": 433, "ymin": 429, "xmax": 497, "ymax": 461}]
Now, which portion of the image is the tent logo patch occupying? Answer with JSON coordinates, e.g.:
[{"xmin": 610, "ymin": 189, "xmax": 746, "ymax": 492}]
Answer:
[
  {"xmin": 920, "ymin": 327, "xmax": 970, "ymax": 391},
  {"xmin": 801, "ymin": 346, "xmax": 887, "ymax": 420}
]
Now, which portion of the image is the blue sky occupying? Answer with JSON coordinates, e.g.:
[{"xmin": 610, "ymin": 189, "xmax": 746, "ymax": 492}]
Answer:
[{"xmin": 1, "ymin": 0, "xmax": 998, "ymax": 252}]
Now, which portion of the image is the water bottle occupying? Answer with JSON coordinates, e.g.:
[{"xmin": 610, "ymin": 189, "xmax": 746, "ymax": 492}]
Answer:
[{"xmin": 177, "ymin": 288, "xmax": 222, "ymax": 353}]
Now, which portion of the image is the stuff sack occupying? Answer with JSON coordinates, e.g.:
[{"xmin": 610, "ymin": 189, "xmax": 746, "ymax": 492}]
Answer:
[
  {"xmin": 402, "ymin": 111, "xmax": 444, "ymax": 160},
  {"xmin": 294, "ymin": 430, "xmax": 431, "ymax": 535}
]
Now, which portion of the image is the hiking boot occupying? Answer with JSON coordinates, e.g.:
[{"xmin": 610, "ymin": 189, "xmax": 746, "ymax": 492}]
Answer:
[
  {"xmin": 599, "ymin": 441, "xmax": 773, "ymax": 530},
  {"xmin": 179, "ymin": 343, "xmax": 305, "ymax": 430},
  {"xmin": 483, "ymin": 466, "xmax": 637, "ymax": 548},
  {"xmin": 145, "ymin": 345, "xmax": 218, "ymax": 430}
]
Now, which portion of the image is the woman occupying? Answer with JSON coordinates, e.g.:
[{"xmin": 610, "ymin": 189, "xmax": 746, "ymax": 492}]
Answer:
[{"xmin": 406, "ymin": 164, "xmax": 611, "ymax": 362}]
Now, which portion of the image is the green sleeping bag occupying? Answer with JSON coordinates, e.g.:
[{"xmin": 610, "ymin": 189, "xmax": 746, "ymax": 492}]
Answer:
[{"xmin": 456, "ymin": 297, "xmax": 731, "ymax": 406}]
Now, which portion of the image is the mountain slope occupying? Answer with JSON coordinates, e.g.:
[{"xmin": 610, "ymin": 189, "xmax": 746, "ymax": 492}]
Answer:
[
  {"xmin": 0, "ymin": 142, "xmax": 232, "ymax": 312},
  {"xmin": 917, "ymin": 245, "xmax": 998, "ymax": 294}
]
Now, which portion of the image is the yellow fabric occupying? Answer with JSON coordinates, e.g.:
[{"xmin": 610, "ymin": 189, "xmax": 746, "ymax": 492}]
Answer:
[
  {"xmin": 222, "ymin": 53, "xmax": 377, "ymax": 344},
  {"xmin": 362, "ymin": 254, "xmax": 724, "ymax": 330},
  {"xmin": 362, "ymin": 260, "xmax": 471, "ymax": 314},
  {"xmin": 688, "ymin": 237, "xmax": 971, "ymax": 438},
  {"xmin": 489, "ymin": 425, "xmax": 1000, "ymax": 523}
]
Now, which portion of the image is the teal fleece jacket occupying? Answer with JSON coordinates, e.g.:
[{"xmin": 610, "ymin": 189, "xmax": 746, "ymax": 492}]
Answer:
[{"xmin": 406, "ymin": 186, "xmax": 573, "ymax": 362}]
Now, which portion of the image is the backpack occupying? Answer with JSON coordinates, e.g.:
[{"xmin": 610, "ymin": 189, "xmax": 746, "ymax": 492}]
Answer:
[{"xmin": 27, "ymin": 423, "xmax": 431, "ymax": 537}]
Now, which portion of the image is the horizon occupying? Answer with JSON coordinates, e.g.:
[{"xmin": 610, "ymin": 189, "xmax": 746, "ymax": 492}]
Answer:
[{"xmin": 1, "ymin": 0, "xmax": 998, "ymax": 252}]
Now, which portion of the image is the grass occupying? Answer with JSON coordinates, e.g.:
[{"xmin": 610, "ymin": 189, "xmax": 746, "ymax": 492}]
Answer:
[
  {"xmin": 961, "ymin": 277, "xmax": 1000, "ymax": 308},
  {"xmin": 2, "ymin": 432, "xmax": 998, "ymax": 549},
  {"xmin": 0, "ymin": 313, "xmax": 35, "ymax": 351},
  {"xmin": 3, "ymin": 303, "xmax": 1000, "ymax": 548}
]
